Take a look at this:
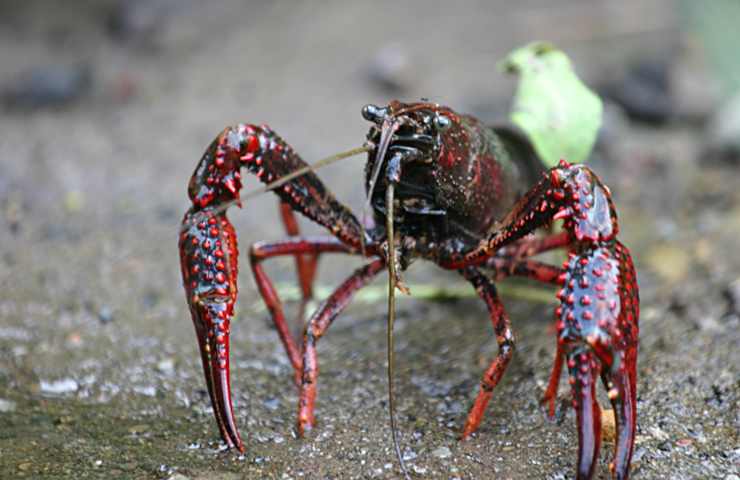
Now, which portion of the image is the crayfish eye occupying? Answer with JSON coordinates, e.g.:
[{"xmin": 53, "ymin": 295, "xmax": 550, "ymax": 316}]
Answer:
[
  {"xmin": 362, "ymin": 104, "xmax": 385, "ymax": 123},
  {"xmin": 433, "ymin": 114, "xmax": 451, "ymax": 132}
]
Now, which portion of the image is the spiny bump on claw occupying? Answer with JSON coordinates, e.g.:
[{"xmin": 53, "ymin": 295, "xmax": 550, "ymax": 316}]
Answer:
[
  {"xmin": 550, "ymin": 169, "xmax": 561, "ymax": 187},
  {"xmin": 245, "ymin": 133, "xmax": 260, "ymax": 154}
]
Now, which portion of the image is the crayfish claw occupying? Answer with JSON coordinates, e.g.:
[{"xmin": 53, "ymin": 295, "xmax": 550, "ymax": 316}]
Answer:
[
  {"xmin": 192, "ymin": 300, "xmax": 244, "ymax": 452},
  {"xmin": 601, "ymin": 345, "xmax": 637, "ymax": 479},
  {"xmin": 180, "ymin": 208, "xmax": 244, "ymax": 452},
  {"xmin": 555, "ymin": 239, "xmax": 639, "ymax": 479},
  {"xmin": 568, "ymin": 349, "xmax": 602, "ymax": 479}
]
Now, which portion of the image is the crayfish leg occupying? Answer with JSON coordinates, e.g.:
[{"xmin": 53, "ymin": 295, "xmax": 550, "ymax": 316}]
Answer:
[
  {"xmin": 296, "ymin": 259, "xmax": 385, "ymax": 436},
  {"xmin": 458, "ymin": 267, "xmax": 515, "ymax": 439},
  {"xmin": 279, "ymin": 201, "xmax": 320, "ymax": 325},
  {"xmin": 541, "ymin": 344, "xmax": 565, "ymax": 419}
]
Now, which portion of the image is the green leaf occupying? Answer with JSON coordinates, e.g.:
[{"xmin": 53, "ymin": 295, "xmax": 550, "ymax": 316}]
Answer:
[{"xmin": 500, "ymin": 42, "xmax": 603, "ymax": 167}]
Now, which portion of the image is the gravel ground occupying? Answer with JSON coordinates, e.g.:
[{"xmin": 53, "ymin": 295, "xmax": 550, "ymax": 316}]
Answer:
[{"xmin": 0, "ymin": 1, "xmax": 738, "ymax": 479}]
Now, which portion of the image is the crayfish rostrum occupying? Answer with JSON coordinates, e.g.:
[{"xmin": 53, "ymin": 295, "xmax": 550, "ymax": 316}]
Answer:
[{"xmin": 179, "ymin": 100, "xmax": 639, "ymax": 479}]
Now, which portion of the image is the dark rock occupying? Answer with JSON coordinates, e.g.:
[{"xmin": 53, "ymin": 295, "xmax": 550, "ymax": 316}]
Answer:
[
  {"xmin": 602, "ymin": 59, "xmax": 673, "ymax": 124},
  {"xmin": 107, "ymin": 0, "xmax": 181, "ymax": 44},
  {"xmin": 722, "ymin": 278, "xmax": 740, "ymax": 315},
  {"xmin": 98, "ymin": 306, "xmax": 114, "ymax": 324},
  {"xmin": 2, "ymin": 64, "xmax": 92, "ymax": 111}
]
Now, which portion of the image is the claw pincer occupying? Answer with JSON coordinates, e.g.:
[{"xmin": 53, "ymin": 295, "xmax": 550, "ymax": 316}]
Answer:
[
  {"xmin": 179, "ymin": 126, "xmax": 257, "ymax": 452},
  {"xmin": 180, "ymin": 209, "xmax": 243, "ymax": 451},
  {"xmin": 549, "ymin": 162, "xmax": 639, "ymax": 479},
  {"xmin": 180, "ymin": 123, "xmax": 366, "ymax": 452}
]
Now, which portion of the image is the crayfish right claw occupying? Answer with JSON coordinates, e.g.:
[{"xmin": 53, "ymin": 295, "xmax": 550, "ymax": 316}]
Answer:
[
  {"xmin": 195, "ymin": 300, "xmax": 244, "ymax": 452},
  {"xmin": 180, "ymin": 209, "xmax": 244, "ymax": 452}
]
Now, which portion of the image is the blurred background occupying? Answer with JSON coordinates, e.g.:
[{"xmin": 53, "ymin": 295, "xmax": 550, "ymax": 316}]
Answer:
[{"xmin": 0, "ymin": 1, "xmax": 738, "ymax": 478}]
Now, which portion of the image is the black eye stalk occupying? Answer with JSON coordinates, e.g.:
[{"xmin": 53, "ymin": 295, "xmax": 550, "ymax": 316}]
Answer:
[
  {"xmin": 362, "ymin": 104, "xmax": 388, "ymax": 124},
  {"xmin": 433, "ymin": 114, "xmax": 451, "ymax": 132}
]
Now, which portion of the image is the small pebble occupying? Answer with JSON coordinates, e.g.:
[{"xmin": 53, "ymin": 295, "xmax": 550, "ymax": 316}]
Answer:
[
  {"xmin": 263, "ymin": 397, "xmax": 280, "ymax": 411},
  {"xmin": 40, "ymin": 378, "xmax": 79, "ymax": 395},
  {"xmin": 402, "ymin": 449, "xmax": 417, "ymax": 461},
  {"xmin": 133, "ymin": 385, "xmax": 156, "ymax": 397},
  {"xmin": 676, "ymin": 438, "xmax": 693, "ymax": 447},
  {"xmin": 98, "ymin": 306, "xmax": 114, "ymax": 324},
  {"xmin": 157, "ymin": 358, "xmax": 175, "ymax": 375},
  {"xmin": 411, "ymin": 464, "xmax": 427, "ymax": 475},
  {"xmin": 0, "ymin": 398, "xmax": 17, "ymax": 413},
  {"xmin": 168, "ymin": 474, "xmax": 191, "ymax": 480},
  {"xmin": 128, "ymin": 424, "xmax": 149, "ymax": 434},
  {"xmin": 432, "ymin": 446, "xmax": 452, "ymax": 459}
]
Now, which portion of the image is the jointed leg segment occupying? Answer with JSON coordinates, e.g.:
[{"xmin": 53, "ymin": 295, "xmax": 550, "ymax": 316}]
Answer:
[
  {"xmin": 249, "ymin": 236, "xmax": 355, "ymax": 377},
  {"xmin": 297, "ymin": 259, "xmax": 386, "ymax": 434},
  {"xmin": 279, "ymin": 201, "xmax": 320, "ymax": 321},
  {"xmin": 459, "ymin": 266, "xmax": 515, "ymax": 439}
]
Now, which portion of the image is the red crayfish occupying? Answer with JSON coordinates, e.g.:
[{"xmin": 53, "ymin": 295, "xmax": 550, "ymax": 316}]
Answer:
[{"xmin": 179, "ymin": 100, "xmax": 639, "ymax": 479}]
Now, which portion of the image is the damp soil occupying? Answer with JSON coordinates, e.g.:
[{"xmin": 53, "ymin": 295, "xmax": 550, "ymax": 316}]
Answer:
[{"xmin": 0, "ymin": 1, "xmax": 738, "ymax": 479}]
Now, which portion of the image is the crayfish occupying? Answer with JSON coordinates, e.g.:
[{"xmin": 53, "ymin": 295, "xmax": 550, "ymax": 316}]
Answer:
[{"xmin": 179, "ymin": 100, "xmax": 639, "ymax": 479}]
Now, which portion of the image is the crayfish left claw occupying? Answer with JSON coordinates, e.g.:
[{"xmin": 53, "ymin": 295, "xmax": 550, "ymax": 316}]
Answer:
[
  {"xmin": 555, "ymin": 241, "xmax": 639, "ymax": 479},
  {"xmin": 568, "ymin": 349, "xmax": 602, "ymax": 479},
  {"xmin": 602, "ymin": 345, "xmax": 637, "ymax": 480}
]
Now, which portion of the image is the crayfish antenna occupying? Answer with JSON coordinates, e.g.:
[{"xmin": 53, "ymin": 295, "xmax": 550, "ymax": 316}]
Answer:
[
  {"xmin": 182, "ymin": 145, "xmax": 370, "ymax": 225},
  {"xmin": 385, "ymin": 176, "xmax": 411, "ymax": 480},
  {"xmin": 362, "ymin": 117, "xmax": 400, "ymax": 257},
  {"xmin": 241, "ymin": 146, "xmax": 370, "ymax": 203}
]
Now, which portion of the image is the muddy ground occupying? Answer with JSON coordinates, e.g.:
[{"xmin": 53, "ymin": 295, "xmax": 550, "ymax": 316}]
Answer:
[{"xmin": 0, "ymin": 1, "xmax": 738, "ymax": 479}]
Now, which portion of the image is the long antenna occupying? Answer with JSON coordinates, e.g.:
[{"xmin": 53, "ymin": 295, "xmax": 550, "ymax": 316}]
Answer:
[
  {"xmin": 182, "ymin": 145, "xmax": 369, "ymax": 230},
  {"xmin": 385, "ymin": 178, "xmax": 410, "ymax": 480},
  {"xmin": 242, "ymin": 145, "xmax": 370, "ymax": 201},
  {"xmin": 361, "ymin": 119, "xmax": 400, "ymax": 255}
]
